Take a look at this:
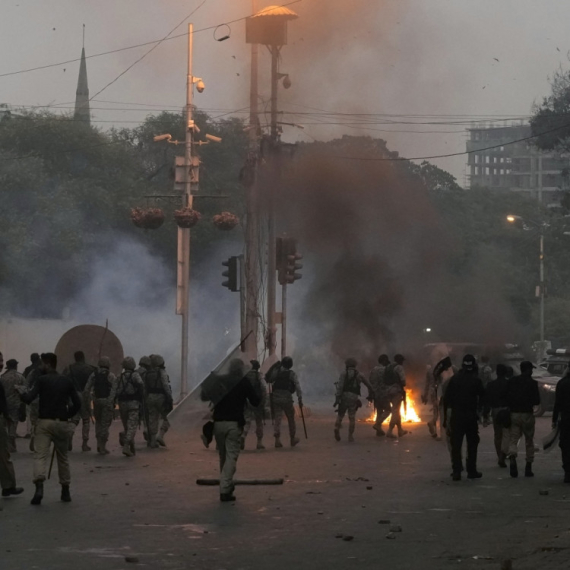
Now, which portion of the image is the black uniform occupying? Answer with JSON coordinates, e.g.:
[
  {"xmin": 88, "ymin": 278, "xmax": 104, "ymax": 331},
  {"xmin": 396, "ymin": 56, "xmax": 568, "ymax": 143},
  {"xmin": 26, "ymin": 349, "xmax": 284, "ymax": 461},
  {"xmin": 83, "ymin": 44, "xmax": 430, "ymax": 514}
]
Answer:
[
  {"xmin": 443, "ymin": 369, "xmax": 487, "ymax": 476},
  {"xmin": 553, "ymin": 374, "xmax": 570, "ymax": 477}
]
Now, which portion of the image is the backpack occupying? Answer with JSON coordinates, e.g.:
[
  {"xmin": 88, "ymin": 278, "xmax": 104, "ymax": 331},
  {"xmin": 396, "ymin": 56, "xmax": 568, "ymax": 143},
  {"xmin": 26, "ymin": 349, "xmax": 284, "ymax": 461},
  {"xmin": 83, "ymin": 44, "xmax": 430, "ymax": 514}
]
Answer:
[
  {"xmin": 343, "ymin": 369, "xmax": 361, "ymax": 395},
  {"xmin": 273, "ymin": 369, "xmax": 295, "ymax": 393},
  {"xmin": 383, "ymin": 364, "xmax": 400, "ymax": 386},
  {"xmin": 144, "ymin": 368, "xmax": 164, "ymax": 393},
  {"xmin": 117, "ymin": 371, "xmax": 142, "ymax": 401},
  {"xmin": 93, "ymin": 370, "xmax": 111, "ymax": 399}
]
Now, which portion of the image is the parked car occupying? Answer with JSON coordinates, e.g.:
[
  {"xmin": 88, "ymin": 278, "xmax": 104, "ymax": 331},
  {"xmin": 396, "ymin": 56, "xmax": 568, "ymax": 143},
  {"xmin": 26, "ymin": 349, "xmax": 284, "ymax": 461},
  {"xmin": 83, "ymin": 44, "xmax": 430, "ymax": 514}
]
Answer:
[
  {"xmin": 510, "ymin": 363, "xmax": 558, "ymax": 417},
  {"xmin": 540, "ymin": 349, "xmax": 570, "ymax": 378}
]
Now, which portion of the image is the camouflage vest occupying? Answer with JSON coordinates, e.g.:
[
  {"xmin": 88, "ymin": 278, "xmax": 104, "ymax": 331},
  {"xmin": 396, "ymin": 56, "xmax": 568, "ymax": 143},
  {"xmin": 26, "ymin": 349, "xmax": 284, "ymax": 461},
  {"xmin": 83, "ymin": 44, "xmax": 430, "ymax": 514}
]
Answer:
[
  {"xmin": 342, "ymin": 369, "xmax": 361, "ymax": 395},
  {"xmin": 145, "ymin": 368, "xmax": 164, "ymax": 394}
]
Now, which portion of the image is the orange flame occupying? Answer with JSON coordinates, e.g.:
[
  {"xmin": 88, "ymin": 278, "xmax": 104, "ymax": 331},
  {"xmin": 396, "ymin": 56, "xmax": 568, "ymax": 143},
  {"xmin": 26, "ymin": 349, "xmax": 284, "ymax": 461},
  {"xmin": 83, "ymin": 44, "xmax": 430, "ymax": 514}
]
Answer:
[{"xmin": 366, "ymin": 389, "xmax": 422, "ymax": 424}]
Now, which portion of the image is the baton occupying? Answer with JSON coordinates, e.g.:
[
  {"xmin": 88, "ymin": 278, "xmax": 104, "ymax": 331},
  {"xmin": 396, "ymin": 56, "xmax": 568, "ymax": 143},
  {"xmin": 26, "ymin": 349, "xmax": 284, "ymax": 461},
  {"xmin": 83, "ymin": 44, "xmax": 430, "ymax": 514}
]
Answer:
[
  {"xmin": 48, "ymin": 444, "xmax": 56, "ymax": 479},
  {"xmin": 299, "ymin": 400, "xmax": 308, "ymax": 439}
]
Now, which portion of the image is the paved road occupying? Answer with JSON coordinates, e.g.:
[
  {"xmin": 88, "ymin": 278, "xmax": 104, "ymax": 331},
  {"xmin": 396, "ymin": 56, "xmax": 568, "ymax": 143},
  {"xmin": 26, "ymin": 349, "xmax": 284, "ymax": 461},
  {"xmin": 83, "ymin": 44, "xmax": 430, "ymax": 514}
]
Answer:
[{"xmin": 1, "ymin": 411, "xmax": 569, "ymax": 570}]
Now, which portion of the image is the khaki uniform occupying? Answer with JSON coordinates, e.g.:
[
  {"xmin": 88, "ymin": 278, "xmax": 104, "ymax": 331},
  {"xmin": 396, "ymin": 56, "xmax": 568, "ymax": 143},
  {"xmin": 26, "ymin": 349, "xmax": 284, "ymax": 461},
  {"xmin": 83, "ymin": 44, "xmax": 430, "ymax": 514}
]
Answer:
[
  {"xmin": 143, "ymin": 368, "xmax": 172, "ymax": 445},
  {"xmin": 116, "ymin": 371, "xmax": 144, "ymax": 450},
  {"xmin": 508, "ymin": 412, "xmax": 536, "ymax": 463},
  {"xmin": 335, "ymin": 368, "xmax": 372, "ymax": 439},
  {"xmin": 369, "ymin": 365, "xmax": 390, "ymax": 433},
  {"xmin": 0, "ymin": 369, "xmax": 25, "ymax": 448},
  {"xmin": 242, "ymin": 371, "xmax": 267, "ymax": 444},
  {"xmin": 25, "ymin": 368, "xmax": 41, "ymax": 447},
  {"xmin": 214, "ymin": 421, "xmax": 242, "ymax": 494},
  {"xmin": 85, "ymin": 368, "xmax": 117, "ymax": 451},
  {"xmin": 33, "ymin": 419, "xmax": 73, "ymax": 485},
  {"xmin": 267, "ymin": 368, "xmax": 302, "ymax": 441},
  {"xmin": 63, "ymin": 362, "xmax": 95, "ymax": 446}
]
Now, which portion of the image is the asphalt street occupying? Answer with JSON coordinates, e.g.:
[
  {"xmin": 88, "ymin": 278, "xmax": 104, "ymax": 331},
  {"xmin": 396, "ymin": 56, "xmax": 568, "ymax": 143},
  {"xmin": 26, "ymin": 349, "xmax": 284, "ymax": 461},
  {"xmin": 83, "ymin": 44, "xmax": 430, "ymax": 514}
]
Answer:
[{"xmin": 1, "ymin": 410, "xmax": 569, "ymax": 570}]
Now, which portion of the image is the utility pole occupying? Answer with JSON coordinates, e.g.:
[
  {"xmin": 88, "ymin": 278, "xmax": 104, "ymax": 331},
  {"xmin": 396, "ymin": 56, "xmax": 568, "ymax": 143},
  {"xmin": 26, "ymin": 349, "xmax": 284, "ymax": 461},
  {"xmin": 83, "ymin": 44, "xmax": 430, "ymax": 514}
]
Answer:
[
  {"xmin": 177, "ymin": 22, "xmax": 196, "ymax": 399},
  {"xmin": 245, "ymin": 6, "xmax": 298, "ymax": 358},
  {"xmin": 266, "ymin": 43, "xmax": 280, "ymax": 357},
  {"xmin": 539, "ymin": 228, "xmax": 545, "ymax": 361},
  {"xmin": 244, "ymin": 0, "xmax": 260, "ymax": 359}
]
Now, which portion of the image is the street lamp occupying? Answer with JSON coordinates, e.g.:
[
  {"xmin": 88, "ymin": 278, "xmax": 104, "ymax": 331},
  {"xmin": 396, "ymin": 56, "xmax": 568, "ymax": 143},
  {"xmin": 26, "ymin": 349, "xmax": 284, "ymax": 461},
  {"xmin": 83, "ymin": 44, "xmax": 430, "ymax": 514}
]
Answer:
[{"xmin": 506, "ymin": 214, "xmax": 547, "ymax": 361}]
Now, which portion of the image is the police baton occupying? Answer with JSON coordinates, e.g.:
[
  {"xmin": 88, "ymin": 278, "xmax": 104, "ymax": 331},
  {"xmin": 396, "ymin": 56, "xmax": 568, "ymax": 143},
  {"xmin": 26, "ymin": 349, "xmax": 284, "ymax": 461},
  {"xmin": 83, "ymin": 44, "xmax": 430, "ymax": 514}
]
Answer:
[{"xmin": 298, "ymin": 399, "xmax": 308, "ymax": 439}]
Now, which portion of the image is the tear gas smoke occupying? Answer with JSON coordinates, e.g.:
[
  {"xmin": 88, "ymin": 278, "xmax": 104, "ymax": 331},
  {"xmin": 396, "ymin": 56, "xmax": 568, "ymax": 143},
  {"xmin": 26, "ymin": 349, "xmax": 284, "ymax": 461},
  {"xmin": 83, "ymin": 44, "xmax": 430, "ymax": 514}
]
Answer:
[{"xmin": 274, "ymin": 138, "xmax": 521, "ymax": 395}]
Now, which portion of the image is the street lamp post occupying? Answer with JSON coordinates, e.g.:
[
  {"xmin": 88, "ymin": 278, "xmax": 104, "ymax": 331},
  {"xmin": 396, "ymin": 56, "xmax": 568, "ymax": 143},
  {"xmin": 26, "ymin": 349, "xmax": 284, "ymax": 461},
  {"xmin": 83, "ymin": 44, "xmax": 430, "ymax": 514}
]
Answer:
[{"xmin": 507, "ymin": 214, "xmax": 546, "ymax": 361}]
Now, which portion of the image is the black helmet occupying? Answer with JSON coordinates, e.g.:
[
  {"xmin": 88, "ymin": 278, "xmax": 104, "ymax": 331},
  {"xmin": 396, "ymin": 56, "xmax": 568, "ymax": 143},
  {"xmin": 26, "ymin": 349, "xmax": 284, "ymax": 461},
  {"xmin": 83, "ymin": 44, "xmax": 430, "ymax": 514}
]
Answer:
[
  {"xmin": 394, "ymin": 354, "xmax": 405, "ymax": 365},
  {"xmin": 378, "ymin": 354, "xmax": 390, "ymax": 365},
  {"xmin": 462, "ymin": 354, "xmax": 477, "ymax": 372},
  {"xmin": 281, "ymin": 357, "xmax": 293, "ymax": 369},
  {"xmin": 345, "ymin": 358, "xmax": 357, "ymax": 369}
]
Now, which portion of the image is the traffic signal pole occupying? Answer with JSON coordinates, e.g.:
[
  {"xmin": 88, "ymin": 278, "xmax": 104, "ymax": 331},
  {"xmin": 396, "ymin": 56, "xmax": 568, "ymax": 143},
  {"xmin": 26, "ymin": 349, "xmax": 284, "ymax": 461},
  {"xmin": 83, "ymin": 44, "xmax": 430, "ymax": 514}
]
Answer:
[{"xmin": 281, "ymin": 283, "xmax": 287, "ymax": 359}]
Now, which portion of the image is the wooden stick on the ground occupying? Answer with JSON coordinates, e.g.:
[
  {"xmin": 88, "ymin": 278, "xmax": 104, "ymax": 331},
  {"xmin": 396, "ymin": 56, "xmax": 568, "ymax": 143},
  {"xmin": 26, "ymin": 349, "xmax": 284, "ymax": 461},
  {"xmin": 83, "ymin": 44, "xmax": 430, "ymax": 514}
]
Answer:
[{"xmin": 196, "ymin": 478, "xmax": 284, "ymax": 486}]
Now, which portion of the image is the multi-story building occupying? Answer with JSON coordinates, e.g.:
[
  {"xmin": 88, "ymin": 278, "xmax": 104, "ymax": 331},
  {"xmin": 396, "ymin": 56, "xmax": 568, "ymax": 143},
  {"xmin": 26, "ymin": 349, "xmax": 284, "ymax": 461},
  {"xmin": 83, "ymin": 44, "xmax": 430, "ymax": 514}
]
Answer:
[{"xmin": 466, "ymin": 123, "xmax": 568, "ymax": 207}]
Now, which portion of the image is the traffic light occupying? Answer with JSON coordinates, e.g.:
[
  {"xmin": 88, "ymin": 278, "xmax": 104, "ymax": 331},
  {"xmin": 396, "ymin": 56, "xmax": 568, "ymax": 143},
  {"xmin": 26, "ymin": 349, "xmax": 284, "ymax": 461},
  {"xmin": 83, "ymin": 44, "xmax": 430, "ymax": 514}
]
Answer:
[
  {"xmin": 276, "ymin": 237, "xmax": 302, "ymax": 285},
  {"xmin": 222, "ymin": 256, "xmax": 239, "ymax": 292}
]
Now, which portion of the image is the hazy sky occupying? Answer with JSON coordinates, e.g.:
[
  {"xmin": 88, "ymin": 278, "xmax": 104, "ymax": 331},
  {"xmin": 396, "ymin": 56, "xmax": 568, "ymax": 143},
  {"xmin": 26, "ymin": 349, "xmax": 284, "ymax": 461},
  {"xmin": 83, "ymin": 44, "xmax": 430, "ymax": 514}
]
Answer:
[{"xmin": 1, "ymin": 0, "xmax": 569, "ymax": 181}]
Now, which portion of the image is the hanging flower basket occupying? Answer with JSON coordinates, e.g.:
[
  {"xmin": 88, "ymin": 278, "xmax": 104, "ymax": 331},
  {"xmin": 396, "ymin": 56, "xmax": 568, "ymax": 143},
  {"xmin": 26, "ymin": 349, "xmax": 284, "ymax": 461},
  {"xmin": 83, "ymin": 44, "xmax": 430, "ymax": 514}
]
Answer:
[
  {"xmin": 130, "ymin": 207, "xmax": 165, "ymax": 230},
  {"xmin": 213, "ymin": 211, "xmax": 240, "ymax": 231},
  {"xmin": 174, "ymin": 208, "xmax": 201, "ymax": 229}
]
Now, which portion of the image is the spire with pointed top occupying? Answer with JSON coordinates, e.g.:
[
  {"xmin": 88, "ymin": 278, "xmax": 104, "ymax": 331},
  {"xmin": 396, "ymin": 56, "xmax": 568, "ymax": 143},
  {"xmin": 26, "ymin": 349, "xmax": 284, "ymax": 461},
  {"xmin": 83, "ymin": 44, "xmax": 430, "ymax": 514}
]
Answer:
[{"xmin": 74, "ymin": 26, "xmax": 90, "ymax": 125}]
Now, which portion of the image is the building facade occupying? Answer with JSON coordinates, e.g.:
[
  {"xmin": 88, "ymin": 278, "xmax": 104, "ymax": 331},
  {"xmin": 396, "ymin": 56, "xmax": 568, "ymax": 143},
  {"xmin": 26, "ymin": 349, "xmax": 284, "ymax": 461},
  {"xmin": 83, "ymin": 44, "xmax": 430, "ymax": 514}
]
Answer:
[{"xmin": 467, "ymin": 124, "xmax": 568, "ymax": 207}]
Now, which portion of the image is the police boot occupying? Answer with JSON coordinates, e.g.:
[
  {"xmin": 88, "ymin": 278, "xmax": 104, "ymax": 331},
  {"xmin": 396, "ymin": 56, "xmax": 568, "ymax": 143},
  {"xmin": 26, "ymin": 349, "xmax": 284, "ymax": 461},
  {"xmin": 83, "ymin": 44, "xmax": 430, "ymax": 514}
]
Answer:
[
  {"xmin": 451, "ymin": 472, "xmax": 461, "ymax": 482},
  {"xmin": 149, "ymin": 435, "xmax": 159, "ymax": 449},
  {"xmin": 509, "ymin": 456, "xmax": 518, "ymax": 478},
  {"xmin": 398, "ymin": 427, "xmax": 409, "ymax": 437},
  {"xmin": 498, "ymin": 453, "xmax": 507, "ymax": 468},
  {"xmin": 334, "ymin": 428, "xmax": 341, "ymax": 442},
  {"xmin": 256, "ymin": 437, "xmax": 265, "ymax": 450},
  {"xmin": 374, "ymin": 426, "xmax": 385, "ymax": 437},
  {"xmin": 2, "ymin": 486, "xmax": 24, "ymax": 497},
  {"xmin": 467, "ymin": 470, "xmax": 482, "ymax": 479},
  {"xmin": 60, "ymin": 485, "xmax": 71, "ymax": 503},
  {"xmin": 274, "ymin": 436, "xmax": 283, "ymax": 448},
  {"xmin": 82, "ymin": 439, "xmax": 91, "ymax": 452},
  {"xmin": 119, "ymin": 432, "xmax": 126, "ymax": 447},
  {"xmin": 122, "ymin": 443, "xmax": 134, "ymax": 457},
  {"xmin": 31, "ymin": 482, "xmax": 44, "ymax": 506},
  {"xmin": 525, "ymin": 462, "xmax": 534, "ymax": 477},
  {"xmin": 386, "ymin": 428, "xmax": 397, "ymax": 439},
  {"xmin": 291, "ymin": 436, "xmax": 300, "ymax": 447},
  {"xmin": 156, "ymin": 434, "xmax": 167, "ymax": 447}
]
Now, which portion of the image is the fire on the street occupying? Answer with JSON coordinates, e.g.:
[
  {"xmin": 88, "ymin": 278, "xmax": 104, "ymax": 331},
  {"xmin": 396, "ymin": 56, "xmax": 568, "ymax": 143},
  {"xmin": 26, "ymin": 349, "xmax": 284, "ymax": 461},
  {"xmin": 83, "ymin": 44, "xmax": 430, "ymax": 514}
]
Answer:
[{"xmin": 365, "ymin": 389, "xmax": 422, "ymax": 424}]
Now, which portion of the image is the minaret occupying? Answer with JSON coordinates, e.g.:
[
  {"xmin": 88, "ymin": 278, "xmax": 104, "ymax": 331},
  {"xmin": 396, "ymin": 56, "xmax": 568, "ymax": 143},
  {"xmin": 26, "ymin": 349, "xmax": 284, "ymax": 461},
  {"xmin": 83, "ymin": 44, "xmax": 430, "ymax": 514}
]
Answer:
[{"xmin": 74, "ymin": 25, "xmax": 90, "ymax": 125}]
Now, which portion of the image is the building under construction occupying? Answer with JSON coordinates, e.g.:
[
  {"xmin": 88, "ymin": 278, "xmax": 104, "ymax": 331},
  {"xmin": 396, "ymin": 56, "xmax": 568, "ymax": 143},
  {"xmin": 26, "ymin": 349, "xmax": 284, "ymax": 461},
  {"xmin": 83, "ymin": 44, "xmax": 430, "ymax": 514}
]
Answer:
[{"xmin": 466, "ymin": 123, "xmax": 568, "ymax": 207}]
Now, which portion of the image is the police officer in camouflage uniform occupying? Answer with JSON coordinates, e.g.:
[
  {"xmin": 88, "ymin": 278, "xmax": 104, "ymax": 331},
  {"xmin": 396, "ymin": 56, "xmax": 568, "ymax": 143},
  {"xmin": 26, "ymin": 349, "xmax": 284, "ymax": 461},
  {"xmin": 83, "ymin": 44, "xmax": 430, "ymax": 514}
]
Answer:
[
  {"xmin": 143, "ymin": 355, "xmax": 173, "ymax": 449},
  {"xmin": 63, "ymin": 351, "xmax": 95, "ymax": 452},
  {"xmin": 0, "ymin": 360, "xmax": 25, "ymax": 453},
  {"xmin": 334, "ymin": 358, "xmax": 374, "ymax": 442},
  {"xmin": 266, "ymin": 357, "xmax": 303, "ymax": 448},
  {"xmin": 383, "ymin": 354, "xmax": 409, "ymax": 439},
  {"xmin": 369, "ymin": 354, "xmax": 390, "ymax": 436},
  {"xmin": 241, "ymin": 360, "xmax": 268, "ymax": 450},
  {"xmin": 116, "ymin": 357, "xmax": 144, "ymax": 457},
  {"xmin": 84, "ymin": 357, "xmax": 117, "ymax": 455}
]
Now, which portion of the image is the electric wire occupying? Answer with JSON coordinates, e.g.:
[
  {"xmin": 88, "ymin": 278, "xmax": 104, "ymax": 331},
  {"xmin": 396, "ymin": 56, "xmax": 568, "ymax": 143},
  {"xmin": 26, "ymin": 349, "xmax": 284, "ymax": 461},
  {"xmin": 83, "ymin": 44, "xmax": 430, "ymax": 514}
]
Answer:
[
  {"xmin": 0, "ymin": 0, "xmax": 303, "ymax": 79},
  {"xmin": 88, "ymin": 0, "xmax": 210, "ymax": 102}
]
